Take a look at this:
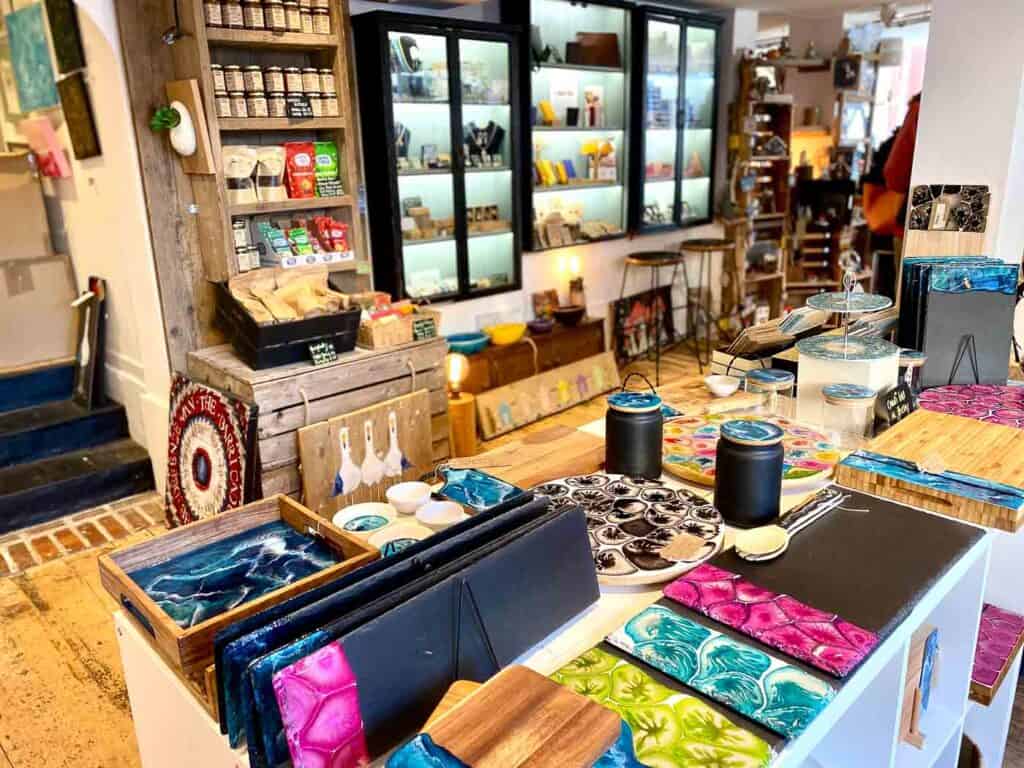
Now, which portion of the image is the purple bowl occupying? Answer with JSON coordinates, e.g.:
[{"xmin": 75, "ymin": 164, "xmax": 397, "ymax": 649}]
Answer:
[{"xmin": 527, "ymin": 318, "xmax": 555, "ymax": 334}]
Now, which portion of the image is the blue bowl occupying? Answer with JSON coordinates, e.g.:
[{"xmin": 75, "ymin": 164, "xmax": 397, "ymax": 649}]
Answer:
[{"xmin": 446, "ymin": 332, "xmax": 490, "ymax": 355}]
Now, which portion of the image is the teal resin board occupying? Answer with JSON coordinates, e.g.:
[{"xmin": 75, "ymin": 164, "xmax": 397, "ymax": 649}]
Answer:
[{"xmin": 607, "ymin": 605, "xmax": 836, "ymax": 739}]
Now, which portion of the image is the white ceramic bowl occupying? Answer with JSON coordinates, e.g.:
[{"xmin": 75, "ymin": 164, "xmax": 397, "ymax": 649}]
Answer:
[
  {"xmin": 386, "ymin": 481, "xmax": 433, "ymax": 515},
  {"xmin": 704, "ymin": 374, "xmax": 741, "ymax": 398},
  {"xmin": 416, "ymin": 500, "xmax": 470, "ymax": 532},
  {"xmin": 332, "ymin": 503, "xmax": 396, "ymax": 536}
]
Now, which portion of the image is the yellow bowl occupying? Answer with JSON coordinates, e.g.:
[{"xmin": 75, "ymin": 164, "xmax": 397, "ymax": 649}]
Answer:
[{"xmin": 483, "ymin": 322, "xmax": 526, "ymax": 346}]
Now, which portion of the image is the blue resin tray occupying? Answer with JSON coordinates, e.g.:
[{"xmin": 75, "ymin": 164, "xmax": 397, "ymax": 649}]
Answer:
[{"xmin": 796, "ymin": 335, "xmax": 899, "ymax": 362}]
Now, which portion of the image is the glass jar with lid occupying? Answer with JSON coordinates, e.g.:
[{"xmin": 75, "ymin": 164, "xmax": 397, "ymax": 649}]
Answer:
[
  {"xmin": 223, "ymin": 65, "xmax": 244, "ymax": 92},
  {"xmin": 264, "ymin": 66, "xmax": 285, "ymax": 93},
  {"xmin": 243, "ymin": 65, "xmax": 264, "ymax": 93},
  {"xmin": 318, "ymin": 68, "xmax": 335, "ymax": 94},
  {"xmin": 283, "ymin": 1, "xmax": 301, "ymax": 32},
  {"xmin": 268, "ymin": 91, "xmax": 288, "ymax": 118},
  {"xmin": 744, "ymin": 368, "xmax": 795, "ymax": 417},
  {"xmin": 301, "ymin": 67, "xmax": 320, "ymax": 93},
  {"xmin": 210, "ymin": 63, "xmax": 226, "ymax": 92},
  {"xmin": 214, "ymin": 91, "xmax": 232, "ymax": 119},
  {"xmin": 264, "ymin": 0, "xmax": 286, "ymax": 30},
  {"xmin": 308, "ymin": 92, "xmax": 323, "ymax": 117},
  {"xmin": 822, "ymin": 384, "xmax": 877, "ymax": 448},
  {"xmin": 246, "ymin": 91, "xmax": 268, "ymax": 118},
  {"xmin": 241, "ymin": 0, "xmax": 264, "ymax": 29},
  {"xmin": 229, "ymin": 91, "xmax": 248, "ymax": 118},
  {"xmin": 222, "ymin": 0, "xmax": 243, "ymax": 28},
  {"xmin": 322, "ymin": 91, "xmax": 338, "ymax": 117},
  {"xmin": 312, "ymin": 7, "xmax": 330, "ymax": 34},
  {"xmin": 300, "ymin": 7, "xmax": 314, "ymax": 34},
  {"xmin": 203, "ymin": 0, "xmax": 223, "ymax": 27},
  {"xmin": 284, "ymin": 66, "xmax": 303, "ymax": 93}
]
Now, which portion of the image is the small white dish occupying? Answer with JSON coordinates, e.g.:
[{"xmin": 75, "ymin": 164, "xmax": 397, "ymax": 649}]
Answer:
[
  {"xmin": 369, "ymin": 521, "xmax": 433, "ymax": 557},
  {"xmin": 704, "ymin": 374, "xmax": 741, "ymax": 398},
  {"xmin": 332, "ymin": 503, "xmax": 396, "ymax": 536},
  {"xmin": 386, "ymin": 481, "xmax": 433, "ymax": 515},
  {"xmin": 416, "ymin": 500, "xmax": 470, "ymax": 532}
]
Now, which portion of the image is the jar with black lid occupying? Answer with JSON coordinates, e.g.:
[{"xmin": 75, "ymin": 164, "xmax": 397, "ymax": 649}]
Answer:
[
  {"xmin": 268, "ymin": 91, "xmax": 287, "ymax": 118},
  {"xmin": 604, "ymin": 375, "xmax": 663, "ymax": 479},
  {"xmin": 203, "ymin": 0, "xmax": 223, "ymax": 27},
  {"xmin": 300, "ymin": 7, "xmax": 314, "ymax": 34},
  {"xmin": 241, "ymin": 0, "xmax": 264, "ymax": 29},
  {"xmin": 265, "ymin": 0, "xmax": 286, "ymax": 30},
  {"xmin": 322, "ymin": 91, "xmax": 338, "ymax": 117},
  {"xmin": 318, "ymin": 68, "xmax": 335, "ymax": 93},
  {"xmin": 229, "ymin": 91, "xmax": 248, "ymax": 118},
  {"xmin": 308, "ymin": 92, "xmax": 323, "ymax": 117},
  {"xmin": 283, "ymin": 1, "xmax": 301, "ymax": 32},
  {"xmin": 223, "ymin": 64, "xmax": 244, "ymax": 92},
  {"xmin": 210, "ymin": 63, "xmax": 226, "ymax": 92},
  {"xmin": 264, "ymin": 66, "xmax": 285, "ymax": 93},
  {"xmin": 312, "ymin": 7, "xmax": 330, "ymax": 34},
  {"xmin": 713, "ymin": 419, "xmax": 784, "ymax": 528},
  {"xmin": 246, "ymin": 90, "xmax": 268, "ymax": 118},
  {"xmin": 214, "ymin": 90, "xmax": 232, "ymax": 119},
  {"xmin": 243, "ymin": 65, "xmax": 264, "ymax": 93},
  {"xmin": 222, "ymin": 0, "xmax": 243, "ymax": 28},
  {"xmin": 301, "ymin": 67, "xmax": 319, "ymax": 93},
  {"xmin": 284, "ymin": 66, "xmax": 303, "ymax": 93}
]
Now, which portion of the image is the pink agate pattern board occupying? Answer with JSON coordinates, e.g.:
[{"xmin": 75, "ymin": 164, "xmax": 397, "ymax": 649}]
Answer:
[
  {"xmin": 972, "ymin": 603, "xmax": 1024, "ymax": 689},
  {"xmin": 272, "ymin": 641, "xmax": 371, "ymax": 768},
  {"xmin": 663, "ymin": 563, "xmax": 879, "ymax": 678}
]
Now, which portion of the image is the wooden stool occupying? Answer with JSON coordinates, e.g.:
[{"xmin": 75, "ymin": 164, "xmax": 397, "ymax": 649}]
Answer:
[{"xmin": 680, "ymin": 237, "xmax": 738, "ymax": 356}]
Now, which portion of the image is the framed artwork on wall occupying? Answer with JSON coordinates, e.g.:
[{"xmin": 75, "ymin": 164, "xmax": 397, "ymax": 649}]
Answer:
[
  {"xmin": 57, "ymin": 71, "xmax": 101, "ymax": 158},
  {"xmin": 44, "ymin": 0, "xmax": 85, "ymax": 74},
  {"xmin": 611, "ymin": 286, "xmax": 676, "ymax": 365}
]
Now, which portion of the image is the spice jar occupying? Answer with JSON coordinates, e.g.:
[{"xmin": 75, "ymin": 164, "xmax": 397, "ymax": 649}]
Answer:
[
  {"xmin": 241, "ymin": 0, "xmax": 264, "ymax": 29},
  {"xmin": 243, "ymin": 65, "xmax": 264, "ymax": 92},
  {"xmin": 283, "ymin": 1, "xmax": 301, "ymax": 32},
  {"xmin": 214, "ymin": 90, "xmax": 232, "ymax": 118},
  {"xmin": 308, "ymin": 92, "xmax": 323, "ymax": 117},
  {"xmin": 300, "ymin": 7, "xmax": 314, "ymax": 34},
  {"xmin": 268, "ymin": 91, "xmax": 287, "ymax": 117},
  {"xmin": 203, "ymin": 0, "xmax": 223, "ymax": 27},
  {"xmin": 301, "ymin": 67, "xmax": 319, "ymax": 93},
  {"xmin": 222, "ymin": 0, "xmax": 243, "ymax": 28},
  {"xmin": 229, "ymin": 91, "xmax": 248, "ymax": 118},
  {"xmin": 312, "ymin": 7, "xmax": 330, "ymax": 34},
  {"xmin": 264, "ymin": 0, "xmax": 286, "ymax": 30},
  {"xmin": 246, "ymin": 90, "xmax": 268, "ymax": 118},
  {"xmin": 284, "ymin": 66, "xmax": 303, "ymax": 93},
  {"xmin": 318, "ymin": 68, "xmax": 335, "ymax": 93},
  {"xmin": 223, "ymin": 64, "xmax": 244, "ymax": 92},
  {"xmin": 210, "ymin": 64, "xmax": 226, "ymax": 92},
  {"xmin": 323, "ymin": 91, "xmax": 338, "ymax": 116}
]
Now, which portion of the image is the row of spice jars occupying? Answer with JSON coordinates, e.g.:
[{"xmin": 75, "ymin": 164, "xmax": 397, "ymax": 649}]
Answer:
[
  {"xmin": 205, "ymin": 0, "xmax": 331, "ymax": 35},
  {"xmin": 216, "ymin": 90, "xmax": 339, "ymax": 119},
  {"xmin": 213, "ymin": 64, "xmax": 335, "ymax": 95}
]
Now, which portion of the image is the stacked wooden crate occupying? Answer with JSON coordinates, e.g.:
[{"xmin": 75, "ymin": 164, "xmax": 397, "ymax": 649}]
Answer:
[{"xmin": 187, "ymin": 338, "xmax": 449, "ymax": 502}]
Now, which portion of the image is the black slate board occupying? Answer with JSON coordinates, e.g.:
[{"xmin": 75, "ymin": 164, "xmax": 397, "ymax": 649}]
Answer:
[{"xmin": 715, "ymin": 486, "xmax": 985, "ymax": 641}]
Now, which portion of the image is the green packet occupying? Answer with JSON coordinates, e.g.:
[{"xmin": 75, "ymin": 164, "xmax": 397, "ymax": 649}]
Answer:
[
  {"xmin": 288, "ymin": 227, "xmax": 315, "ymax": 255},
  {"xmin": 314, "ymin": 141, "xmax": 339, "ymax": 181}
]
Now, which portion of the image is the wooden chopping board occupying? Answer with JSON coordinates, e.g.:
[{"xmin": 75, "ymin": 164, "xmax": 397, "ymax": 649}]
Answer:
[
  {"xmin": 834, "ymin": 409, "xmax": 1024, "ymax": 531},
  {"xmin": 447, "ymin": 425, "xmax": 605, "ymax": 488},
  {"xmin": 657, "ymin": 375, "xmax": 763, "ymax": 416},
  {"xmin": 425, "ymin": 666, "xmax": 621, "ymax": 768}
]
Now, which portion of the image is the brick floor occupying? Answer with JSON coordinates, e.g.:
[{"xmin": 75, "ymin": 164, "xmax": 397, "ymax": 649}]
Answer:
[{"xmin": 0, "ymin": 491, "xmax": 164, "ymax": 577}]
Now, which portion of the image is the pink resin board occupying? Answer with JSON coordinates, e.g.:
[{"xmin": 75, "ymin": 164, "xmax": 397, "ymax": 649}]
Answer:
[
  {"xmin": 662, "ymin": 414, "xmax": 840, "ymax": 487},
  {"xmin": 970, "ymin": 603, "xmax": 1024, "ymax": 705},
  {"xmin": 664, "ymin": 563, "xmax": 879, "ymax": 677},
  {"xmin": 920, "ymin": 385, "xmax": 1024, "ymax": 429}
]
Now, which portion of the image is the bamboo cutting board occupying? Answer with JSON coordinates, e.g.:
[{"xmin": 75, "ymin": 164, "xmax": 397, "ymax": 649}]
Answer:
[
  {"xmin": 425, "ymin": 666, "xmax": 621, "ymax": 768},
  {"xmin": 834, "ymin": 409, "xmax": 1024, "ymax": 531}
]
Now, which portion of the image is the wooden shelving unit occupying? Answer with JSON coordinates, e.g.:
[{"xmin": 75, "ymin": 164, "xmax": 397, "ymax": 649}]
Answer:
[{"xmin": 170, "ymin": 0, "xmax": 368, "ymax": 281}]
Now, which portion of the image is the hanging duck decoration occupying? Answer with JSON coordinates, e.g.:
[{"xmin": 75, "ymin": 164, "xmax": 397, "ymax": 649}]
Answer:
[
  {"xmin": 384, "ymin": 411, "xmax": 412, "ymax": 478},
  {"xmin": 332, "ymin": 427, "xmax": 361, "ymax": 497},
  {"xmin": 360, "ymin": 420, "xmax": 387, "ymax": 487}
]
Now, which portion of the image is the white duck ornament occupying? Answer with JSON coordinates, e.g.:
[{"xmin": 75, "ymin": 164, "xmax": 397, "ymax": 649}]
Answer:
[
  {"xmin": 360, "ymin": 420, "xmax": 387, "ymax": 487},
  {"xmin": 332, "ymin": 427, "xmax": 361, "ymax": 497}
]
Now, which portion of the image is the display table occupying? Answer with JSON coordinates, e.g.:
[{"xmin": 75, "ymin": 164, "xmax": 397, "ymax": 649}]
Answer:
[{"xmin": 115, "ymin": 415, "xmax": 1016, "ymax": 768}]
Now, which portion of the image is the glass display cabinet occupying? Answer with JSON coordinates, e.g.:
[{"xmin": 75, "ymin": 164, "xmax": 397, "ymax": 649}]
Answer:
[
  {"xmin": 502, "ymin": 0, "xmax": 631, "ymax": 251},
  {"xmin": 353, "ymin": 13, "xmax": 522, "ymax": 301},
  {"xmin": 629, "ymin": 7, "xmax": 722, "ymax": 233}
]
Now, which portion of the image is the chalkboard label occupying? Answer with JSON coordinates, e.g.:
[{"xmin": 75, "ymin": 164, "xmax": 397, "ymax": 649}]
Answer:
[
  {"xmin": 882, "ymin": 383, "xmax": 915, "ymax": 425},
  {"xmin": 286, "ymin": 95, "xmax": 314, "ymax": 119}
]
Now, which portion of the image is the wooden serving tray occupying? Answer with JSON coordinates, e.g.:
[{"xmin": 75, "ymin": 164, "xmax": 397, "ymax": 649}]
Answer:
[
  {"xmin": 99, "ymin": 495, "xmax": 378, "ymax": 680},
  {"xmin": 834, "ymin": 409, "xmax": 1024, "ymax": 532}
]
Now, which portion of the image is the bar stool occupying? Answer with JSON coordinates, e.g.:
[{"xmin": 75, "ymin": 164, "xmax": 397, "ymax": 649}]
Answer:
[
  {"xmin": 618, "ymin": 251, "xmax": 692, "ymax": 385},
  {"xmin": 679, "ymin": 237, "xmax": 737, "ymax": 365}
]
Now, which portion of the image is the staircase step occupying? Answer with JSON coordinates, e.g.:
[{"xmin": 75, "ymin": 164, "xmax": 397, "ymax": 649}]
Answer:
[
  {"xmin": 0, "ymin": 400, "xmax": 129, "ymax": 468},
  {"xmin": 0, "ymin": 439, "xmax": 155, "ymax": 534},
  {"xmin": 0, "ymin": 363, "xmax": 74, "ymax": 414}
]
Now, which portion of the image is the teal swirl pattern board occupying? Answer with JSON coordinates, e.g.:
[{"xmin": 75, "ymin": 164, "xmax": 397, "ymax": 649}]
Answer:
[{"xmin": 607, "ymin": 605, "xmax": 836, "ymax": 738}]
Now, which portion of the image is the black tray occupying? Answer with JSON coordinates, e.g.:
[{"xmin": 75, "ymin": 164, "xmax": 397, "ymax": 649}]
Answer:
[{"xmin": 215, "ymin": 283, "xmax": 360, "ymax": 370}]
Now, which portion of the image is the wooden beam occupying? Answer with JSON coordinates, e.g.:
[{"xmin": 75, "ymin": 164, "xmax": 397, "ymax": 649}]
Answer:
[{"xmin": 112, "ymin": 0, "xmax": 223, "ymax": 371}]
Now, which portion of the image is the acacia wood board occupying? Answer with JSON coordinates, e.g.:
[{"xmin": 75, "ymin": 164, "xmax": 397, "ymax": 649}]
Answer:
[
  {"xmin": 425, "ymin": 666, "xmax": 620, "ymax": 768},
  {"xmin": 656, "ymin": 375, "xmax": 764, "ymax": 415},
  {"xmin": 834, "ymin": 409, "xmax": 1024, "ymax": 532}
]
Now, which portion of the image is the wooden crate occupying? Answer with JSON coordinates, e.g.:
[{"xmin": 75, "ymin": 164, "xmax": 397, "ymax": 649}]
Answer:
[
  {"xmin": 834, "ymin": 409, "xmax": 1024, "ymax": 532},
  {"xmin": 187, "ymin": 337, "xmax": 449, "ymax": 499},
  {"xmin": 357, "ymin": 307, "xmax": 441, "ymax": 350},
  {"xmin": 98, "ymin": 495, "xmax": 378, "ymax": 680}
]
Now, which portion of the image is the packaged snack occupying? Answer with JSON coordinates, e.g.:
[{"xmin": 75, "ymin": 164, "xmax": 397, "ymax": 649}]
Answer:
[
  {"xmin": 284, "ymin": 141, "xmax": 317, "ymax": 198},
  {"xmin": 288, "ymin": 227, "xmax": 315, "ymax": 255},
  {"xmin": 223, "ymin": 145, "xmax": 259, "ymax": 205},
  {"xmin": 313, "ymin": 140, "xmax": 343, "ymax": 197},
  {"xmin": 256, "ymin": 146, "xmax": 287, "ymax": 202}
]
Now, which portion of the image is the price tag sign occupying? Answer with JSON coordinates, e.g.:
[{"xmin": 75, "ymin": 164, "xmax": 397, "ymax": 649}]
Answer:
[
  {"xmin": 286, "ymin": 95, "xmax": 314, "ymax": 119},
  {"xmin": 309, "ymin": 341, "xmax": 338, "ymax": 366},
  {"xmin": 882, "ymin": 383, "xmax": 915, "ymax": 425}
]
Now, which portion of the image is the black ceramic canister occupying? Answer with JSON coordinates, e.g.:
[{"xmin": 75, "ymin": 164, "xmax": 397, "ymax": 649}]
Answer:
[
  {"xmin": 605, "ymin": 377, "xmax": 663, "ymax": 479},
  {"xmin": 713, "ymin": 419, "xmax": 784, "ymax": 528}
]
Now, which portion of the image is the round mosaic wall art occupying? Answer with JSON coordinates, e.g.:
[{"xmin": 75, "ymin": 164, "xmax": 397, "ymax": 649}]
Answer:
[
  {"xmin": 533, "ymin": 473, "xmax": 723, "ymax": 585},
  {"xmin": 663, "ymin": 414, "xmax": 840, "ymax": 487}
]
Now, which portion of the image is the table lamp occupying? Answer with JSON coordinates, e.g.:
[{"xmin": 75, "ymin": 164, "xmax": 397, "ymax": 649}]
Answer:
[{"xmin": 445, "ymin": 352, "xmax": 477, "ymax": 457}]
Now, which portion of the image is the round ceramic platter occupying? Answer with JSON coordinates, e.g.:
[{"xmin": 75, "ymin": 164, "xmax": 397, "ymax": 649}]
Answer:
[
  {"xmin": 796, "ymin": 334, "xmax": 899, "ymax": 362},
  {"xmin": 332, "ymin": 503, "xmax": 396, "ymax": 536},
  {"xmin": 532, "ymin": 473, "xmax": 724, "ymax": 586},
  {"xmin": 368, "ymin": 521, "xmax": 433, "ymax": 558},
  {"xmin": 805, "ymin": 292, "xmax": 893, "ymax": 314},
  {"xmin": 607, "ymin": 391, "xmax": 662, "ymax": 413},
  {"xmin": 663, "ymin": 414, "xmax": 840, "ymax": 487}
]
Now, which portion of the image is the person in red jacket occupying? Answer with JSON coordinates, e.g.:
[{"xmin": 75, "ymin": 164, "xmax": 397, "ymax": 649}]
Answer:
[{"xmin": 882, "ymin": 93, "xmax": 921, "ymax": 236}]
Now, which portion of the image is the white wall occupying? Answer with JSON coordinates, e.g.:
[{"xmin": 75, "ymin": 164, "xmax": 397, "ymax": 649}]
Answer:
[
  {"xmin": 5, "ymin": 0, "xmax": 171, "ymax": 488},
  {"xmin": 910, "ymin": 0, "xmax": 1024, "ymax": 263}
]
